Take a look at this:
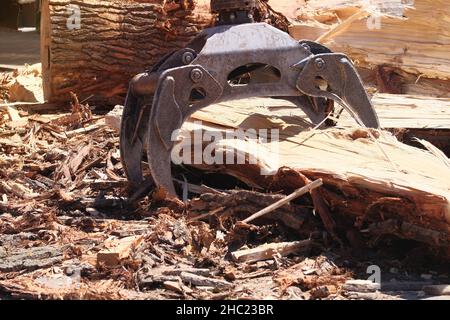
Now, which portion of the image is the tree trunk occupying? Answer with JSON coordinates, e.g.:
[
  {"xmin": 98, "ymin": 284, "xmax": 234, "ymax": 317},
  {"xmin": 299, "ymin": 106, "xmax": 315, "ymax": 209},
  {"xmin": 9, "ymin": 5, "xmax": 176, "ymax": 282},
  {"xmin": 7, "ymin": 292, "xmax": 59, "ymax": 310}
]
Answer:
[
  {"xmin": 40, "ymin": 0, "xmax": 213, "ymax": 105},
  {"xmin": 40, "ymin": 0, "xmax": 290, "ymax": 105}
]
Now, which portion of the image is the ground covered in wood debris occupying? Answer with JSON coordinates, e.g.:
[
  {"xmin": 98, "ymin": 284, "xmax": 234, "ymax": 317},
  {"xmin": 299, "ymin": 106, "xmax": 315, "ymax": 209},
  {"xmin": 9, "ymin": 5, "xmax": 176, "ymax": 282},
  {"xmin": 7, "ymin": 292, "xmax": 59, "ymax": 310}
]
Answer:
[{"xmin": 0, "ymin": 67, "xmax": 449, "ymax": 300}]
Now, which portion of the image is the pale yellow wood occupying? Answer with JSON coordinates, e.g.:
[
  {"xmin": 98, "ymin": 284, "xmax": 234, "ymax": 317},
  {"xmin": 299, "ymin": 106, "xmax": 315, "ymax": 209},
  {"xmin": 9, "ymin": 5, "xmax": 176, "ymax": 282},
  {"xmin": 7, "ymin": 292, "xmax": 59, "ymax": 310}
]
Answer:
[
  {"xmin": 97, "ymin": 235, "xmax": 144, "ymax": 267},
  {"xmin": 178, "ymin": 97, "xmax": 450, "ymax": 249},
  {"xmin": 194, "ymin": 94, "xmax": 450, "ymax": 130}
]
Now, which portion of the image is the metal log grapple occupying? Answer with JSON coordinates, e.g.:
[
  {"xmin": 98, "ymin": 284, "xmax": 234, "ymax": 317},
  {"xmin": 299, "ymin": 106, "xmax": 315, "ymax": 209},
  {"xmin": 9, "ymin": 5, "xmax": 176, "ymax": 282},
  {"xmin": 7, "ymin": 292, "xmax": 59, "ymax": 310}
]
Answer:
[{"xmin": 120, "ymin": 0, "xmax": 380, "ymax": 197}]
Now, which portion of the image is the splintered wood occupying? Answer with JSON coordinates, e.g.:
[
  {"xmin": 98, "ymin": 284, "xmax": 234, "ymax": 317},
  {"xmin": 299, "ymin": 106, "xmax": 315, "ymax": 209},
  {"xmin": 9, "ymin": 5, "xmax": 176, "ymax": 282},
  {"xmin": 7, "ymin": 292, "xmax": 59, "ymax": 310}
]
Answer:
[
  {"xmin": 185, "ymin": 97, "xmax": 450, "ymax": 253},
  {"xmin": 97, "ymin": 235, "xmax": 144, "ymax": 267},
  {"xmin": 242, "ymin": 179, "xmax": 323, "ymax": 223}
]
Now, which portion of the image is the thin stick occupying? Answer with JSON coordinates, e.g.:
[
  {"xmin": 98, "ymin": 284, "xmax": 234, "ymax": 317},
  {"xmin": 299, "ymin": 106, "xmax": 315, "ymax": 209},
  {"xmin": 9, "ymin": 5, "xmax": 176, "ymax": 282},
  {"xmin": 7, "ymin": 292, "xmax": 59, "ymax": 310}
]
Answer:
[
  {"xmin": 316, "ymin": 9, "xmax": 369, "ymax": 43},
  {"xmin": 243, "ymin": 179, "xmax": 323, "ymax": 224}
]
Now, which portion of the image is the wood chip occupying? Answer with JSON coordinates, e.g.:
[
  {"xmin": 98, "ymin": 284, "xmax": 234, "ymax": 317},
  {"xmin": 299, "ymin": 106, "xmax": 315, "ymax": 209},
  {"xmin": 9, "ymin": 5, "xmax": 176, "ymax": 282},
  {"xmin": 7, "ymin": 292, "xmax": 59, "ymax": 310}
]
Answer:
[
  {"xmin": 0, "ymin": 105, "xmax": 21, "ymax": 121},
  {"xmin": 231, "ymin": 240, "xmax": 311, "ymax": 263},
  {"xmin": 163, "ymin": 281, "xmax": 194, "ymax": 294},
  {"xmin": 343, "ymin": 280, "xmax": 381, "ymax": 293},
  {"xmin": 97, "ymin": 235, "xmax": 144, "ymax": 267},
  {"xmin": 180, "ymin": 272, "xmax": 233, "ymax": 289}
]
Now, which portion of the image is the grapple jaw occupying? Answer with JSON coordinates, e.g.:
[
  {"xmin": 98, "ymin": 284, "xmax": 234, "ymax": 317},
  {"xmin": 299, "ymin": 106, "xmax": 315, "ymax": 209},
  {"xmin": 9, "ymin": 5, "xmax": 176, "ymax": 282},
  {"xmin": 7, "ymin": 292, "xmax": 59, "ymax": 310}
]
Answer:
[
  {"xmin": 294, "ymin": 53, "xmax": 379, "ymax": 128},
  {"xmin": 120, "ymin": 23, "xmax": 380, "ymax": 197}
]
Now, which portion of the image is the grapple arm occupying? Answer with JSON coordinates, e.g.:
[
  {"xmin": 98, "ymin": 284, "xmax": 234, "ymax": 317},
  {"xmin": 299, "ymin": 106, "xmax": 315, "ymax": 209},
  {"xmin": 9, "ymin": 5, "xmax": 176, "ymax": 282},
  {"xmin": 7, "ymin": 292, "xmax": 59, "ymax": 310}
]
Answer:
[{"xmin": 120, "ymin": 22, "xmax": 379, "ymax": 197}]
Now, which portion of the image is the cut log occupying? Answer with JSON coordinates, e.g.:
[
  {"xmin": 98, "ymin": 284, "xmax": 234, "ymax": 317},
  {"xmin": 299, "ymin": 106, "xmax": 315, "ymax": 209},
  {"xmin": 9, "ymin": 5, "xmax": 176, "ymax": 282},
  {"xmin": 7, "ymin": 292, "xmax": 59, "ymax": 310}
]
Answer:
[
  {"xmin": 104, "ymin": 93, "xmax": 450, "ymax": 253},
  {"xmin": 289, "ymin": 0, "xmax": 450, "ymax": 97},
  {"xmin": 40, "ymin": 0, "xmax": 213, "ymax": 104},
  {"xmin": 105, "ymin": 93, "xmax": 450, "ymax": 155}
]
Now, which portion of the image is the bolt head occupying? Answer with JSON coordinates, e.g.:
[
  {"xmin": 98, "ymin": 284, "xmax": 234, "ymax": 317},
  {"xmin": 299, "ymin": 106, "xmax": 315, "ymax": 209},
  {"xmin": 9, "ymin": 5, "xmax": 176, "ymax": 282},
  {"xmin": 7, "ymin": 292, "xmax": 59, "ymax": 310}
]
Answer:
[
  {"xmin": 182, "ymin": 52, "xmax": 194, "ymax": 65},
  {"xmin": 315, "ymin": 58, "xmax": 326, "ymax": 70},
  {"xmin": 190, "ymin": 68, "xmax": 203, "ymax": 83}
]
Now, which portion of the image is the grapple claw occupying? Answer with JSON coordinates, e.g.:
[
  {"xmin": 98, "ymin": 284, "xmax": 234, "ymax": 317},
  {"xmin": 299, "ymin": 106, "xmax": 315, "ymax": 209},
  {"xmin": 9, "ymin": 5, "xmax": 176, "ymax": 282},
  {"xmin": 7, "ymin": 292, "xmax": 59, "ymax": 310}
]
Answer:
[
  {"xmin": 119, "ymin": 90, "xmax": 149, "ymax": 186},
  {"xmin": 295, "ymin": 53, "xmax": 380, "ymax": 128},
  {"xmin": 146, "ymin": 66, "xmax": 223, "ymax": 196},
  {"xmin": 120, "ymin": 49, "xmax": 199, "ymax": 191},
  {"xmin": 120, "ymin": 4, "xmax": 379, "ymax": 198}
]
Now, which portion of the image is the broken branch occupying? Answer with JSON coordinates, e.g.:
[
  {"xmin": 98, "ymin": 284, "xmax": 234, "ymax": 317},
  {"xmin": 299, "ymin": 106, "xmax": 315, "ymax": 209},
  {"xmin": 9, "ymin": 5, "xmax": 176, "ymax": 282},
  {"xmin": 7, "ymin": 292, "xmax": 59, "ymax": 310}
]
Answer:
[{"xmin": 243, "ymin": 179, "xmax": 323, "ymax": 224}]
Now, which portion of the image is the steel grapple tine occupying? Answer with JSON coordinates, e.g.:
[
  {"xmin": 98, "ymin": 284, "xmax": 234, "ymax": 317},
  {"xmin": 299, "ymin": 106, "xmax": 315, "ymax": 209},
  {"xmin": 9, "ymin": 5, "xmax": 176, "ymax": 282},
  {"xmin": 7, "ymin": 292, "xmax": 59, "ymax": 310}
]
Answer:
[
  {"xmin": 119, "ymin": 89, "xmax": 149, "ymax": 186},
  {"xmin": 146, "ymin": 66, "xmax": 223, "ymax": 197},
  {"xmin": 147, "ymin": 76, "xmax": 182, "ymax": 196},
  {"xmin": 120, "ymin": 48, "xmax": 199, "ymax": 194},
  {"xmin": 295, "ymin": 53, "xmax": 380, "ymax": 129}
]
